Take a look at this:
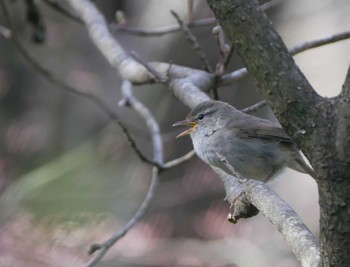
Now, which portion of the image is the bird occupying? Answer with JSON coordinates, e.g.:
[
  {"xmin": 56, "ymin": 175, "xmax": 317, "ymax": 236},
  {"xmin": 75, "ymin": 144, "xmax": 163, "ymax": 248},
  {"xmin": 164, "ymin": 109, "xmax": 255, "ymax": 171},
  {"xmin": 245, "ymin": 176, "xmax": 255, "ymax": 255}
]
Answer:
[{"xmin": 173, "ymin": 100, "xmax": 315, "ymax": 181}]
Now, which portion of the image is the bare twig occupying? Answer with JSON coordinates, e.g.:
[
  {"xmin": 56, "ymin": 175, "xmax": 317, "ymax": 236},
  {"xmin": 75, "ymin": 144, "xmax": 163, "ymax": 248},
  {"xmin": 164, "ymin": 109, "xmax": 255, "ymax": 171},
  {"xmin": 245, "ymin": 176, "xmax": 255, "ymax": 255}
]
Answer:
[
  {"xmin": 120, "ymin": 80, "xmax": 163, "ymax": 164},
  {"xmin": 241, "ymin": 100, "xmax": 267, "ymax": 113},
  {"xmin": 171, "ymin": 10, "xmax": 213, "ymax": 73},
  {"xmin": 66, "ymin": 0, "xmax": 212, "ymax": 108},
  {"xmin": 86, "ymin": 167, "xmax": 160, "ymax": 267},
  {"xmin": 0, "ymin": 1, "xmax": 156, "ymax": 167},
  {"xmin": 211, "ymin": 24, "xmax": 233, "ymax": 100},
  {"xmin": 212, "ymin": 25, "xmax": 231, "ymax": 75},
  {"xmin": 130, "ymin": 51, "xmax": 168, "ymax": 84},
  {"xmin": 289, "ymin": 29, "xmax": 350, "ymax": 55},
  {"xmin": 86, "ymin": 80, "xmax": 164, "ymax": 266},
  {"xmin": 163, "ymin": 149, "xmax": 196, "ymax": 169},
  {"xmin": 111, "ymin": 17, "xmax": 216, "ymax": 37},
  {"xmin": 261, "ymin": 0, "xmax": 284, "ymax": 10},
  {"xmin": 220, "ymin": 29, "xmax": 350, "ymax": 86},
  {"xmin": 110, "ymin": 0, "xmax": 281, "ymax": 38}
]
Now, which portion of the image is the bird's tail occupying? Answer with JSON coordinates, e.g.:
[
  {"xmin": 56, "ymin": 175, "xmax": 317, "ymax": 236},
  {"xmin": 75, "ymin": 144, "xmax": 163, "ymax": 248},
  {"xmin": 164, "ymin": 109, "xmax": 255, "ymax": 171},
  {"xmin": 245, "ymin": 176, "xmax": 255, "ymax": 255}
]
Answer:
[{"xmin": 288, "ymin": 153, "xmax": 316, "ymax": 179}]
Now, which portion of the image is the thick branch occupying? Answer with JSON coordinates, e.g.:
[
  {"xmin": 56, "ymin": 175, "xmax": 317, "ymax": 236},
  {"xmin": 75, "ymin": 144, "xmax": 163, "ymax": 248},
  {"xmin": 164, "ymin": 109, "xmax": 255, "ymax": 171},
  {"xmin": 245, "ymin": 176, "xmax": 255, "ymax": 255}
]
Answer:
[
  {"xmin": 206, "ymin": 0, "xmax": 321, "ymax": 145},
  {"xmin": 66, "ymin": 0, "xmax": 213, "ymax": 108},
  {"xmin": 51, "ymin": 1, "xmax": 322, "ymax": 265},
  {"xmin": 244, "ymin": 180, "xmax": 320, "ymax": 267},
  {"xmin": 214, "ymin": 166, "xmax": 320, "ymax": 266}
]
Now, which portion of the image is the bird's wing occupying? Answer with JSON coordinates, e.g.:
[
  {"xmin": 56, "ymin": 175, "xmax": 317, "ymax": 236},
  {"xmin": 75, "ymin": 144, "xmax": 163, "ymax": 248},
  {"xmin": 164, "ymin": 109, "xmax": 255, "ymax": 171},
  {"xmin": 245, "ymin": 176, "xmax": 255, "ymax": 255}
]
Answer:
[
  {"xmin": 230, "ymin": 114, "xmax": 293, "ymax": 143},
  {"xmin": 237, "ymin": 126, "xmax": 293, "ymax": 143}
]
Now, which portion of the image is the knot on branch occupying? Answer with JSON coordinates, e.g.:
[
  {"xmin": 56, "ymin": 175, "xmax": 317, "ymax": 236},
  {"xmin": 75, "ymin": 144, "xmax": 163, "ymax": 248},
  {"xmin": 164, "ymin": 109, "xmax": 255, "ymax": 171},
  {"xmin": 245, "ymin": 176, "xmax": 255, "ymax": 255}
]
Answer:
[
  {"xmin": 88, "ymin": 243, "xmax": 102, "ymax": 255},
  {"xmin": 227, "ymin": 192, "xmax": 259, "ymax": 223}
]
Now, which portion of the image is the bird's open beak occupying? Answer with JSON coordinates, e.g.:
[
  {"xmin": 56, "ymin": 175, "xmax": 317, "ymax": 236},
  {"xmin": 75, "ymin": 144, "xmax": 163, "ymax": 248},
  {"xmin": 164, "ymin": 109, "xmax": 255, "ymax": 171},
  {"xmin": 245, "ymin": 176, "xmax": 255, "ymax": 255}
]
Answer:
[{"xmin": 172, "ymin": 120, "xmax": 197, "ymax": 138}]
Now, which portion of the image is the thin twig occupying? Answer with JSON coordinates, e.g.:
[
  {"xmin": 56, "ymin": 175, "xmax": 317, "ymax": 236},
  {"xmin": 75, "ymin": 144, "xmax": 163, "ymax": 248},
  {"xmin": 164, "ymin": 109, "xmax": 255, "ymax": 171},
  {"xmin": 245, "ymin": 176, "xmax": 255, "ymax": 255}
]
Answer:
[
  {"xmin": 130, "ymin": 51, "xmax": 168, "ymax": 84},
  {"xmin": 111, "ymin": 17, "xmax": 216, "ymax": 37},
  {"xmin": 110, "ymin": 0, "xmax": 281, "ymax": 38},
  {"xmin": 241, "ymin": 100, "xmax": 267, "ymax": 113},
  {"xmin": 212, "ymin": 25, "xmax": 231, "ymax": 75},
  {"xmin": 220, "ymin": 29, "xmax": 350, "ymax": 86},
  {"xmin": 289, "ymin": 30, "xmax": 350, "ymax": 55},
  {"xmin": 261, "ymin": 0, "xmax": 284, "ymax": 10},
  {"xmin": 171, "ymin": 10, "xmax": 213, "ymax": 73},
  {"xmin": 0, "ymin": 1, "xmax": 157, "ymax": 167},
  {"xmin": 85, "ymin": 80, "xmax": 164, "ymax": 267},
  {"xmin": 86, "ymin": 167, "xmax": 159, "ymax": 267},
  {"xmin": 120, "ymin": 80, "xmax": 163, "ymax": 164},
  {"xmin": 212, "ymin": 24, "xmax": 232, "ymax": 100},
  {"xmin": 162, "ymin": 150, "xmax": 196, "ymax": 169}
]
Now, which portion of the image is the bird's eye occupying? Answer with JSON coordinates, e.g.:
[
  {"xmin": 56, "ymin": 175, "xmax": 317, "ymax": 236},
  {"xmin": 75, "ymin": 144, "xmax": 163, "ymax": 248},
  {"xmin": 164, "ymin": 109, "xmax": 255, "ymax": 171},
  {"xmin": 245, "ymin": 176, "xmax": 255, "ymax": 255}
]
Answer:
[{"xmin": 197, "ymin": 113, "xmax": 205, "ymax": 120}]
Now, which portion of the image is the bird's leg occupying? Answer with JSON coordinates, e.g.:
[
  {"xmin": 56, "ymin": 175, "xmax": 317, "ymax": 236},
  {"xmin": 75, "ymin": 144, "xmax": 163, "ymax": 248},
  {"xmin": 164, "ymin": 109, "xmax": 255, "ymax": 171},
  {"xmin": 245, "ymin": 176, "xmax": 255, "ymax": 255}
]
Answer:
[{"xmin": 263, "ymin": 168, "xmax": 279, "ymax": 183}]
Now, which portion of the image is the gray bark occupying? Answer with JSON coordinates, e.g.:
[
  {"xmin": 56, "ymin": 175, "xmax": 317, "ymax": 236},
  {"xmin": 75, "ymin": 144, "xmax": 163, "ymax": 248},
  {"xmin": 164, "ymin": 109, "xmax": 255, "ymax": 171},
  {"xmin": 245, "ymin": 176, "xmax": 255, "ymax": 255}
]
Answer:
[{"xmin": 206, "ymin": 0, "xmax": 350, "ymax": 266}]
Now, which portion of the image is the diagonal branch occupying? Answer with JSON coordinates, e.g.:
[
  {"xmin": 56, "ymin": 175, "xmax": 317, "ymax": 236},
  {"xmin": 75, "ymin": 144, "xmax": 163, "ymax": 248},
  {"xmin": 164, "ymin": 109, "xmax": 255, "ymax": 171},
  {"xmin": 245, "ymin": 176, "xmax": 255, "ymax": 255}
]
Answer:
[
  {"xmin": 0, "ymin": 0, "xmax": 159, "ymax": 167},
  {"xmin": 215, "ymin": 155, "xmax": 320, "ymax": 267},
  {"xmin": 85, "ymin": 167, "xmax": 159, "ymax": 267},
  {"xmin": 244, "ymin": 180, "xmax": 320, "ymax": 267},
  {"xmin": 219, "ymin": 29, "xmax": 350, "ymax": 86},
  {"xmin": 171, "ymin": 10, "xmax": 213, "ymax": 73},
  {"xmin": 85, "ymin": 80, "xmax": 164, "ymax": 267},
  {"xmin": 32, "ymin": 2, "xmax": 321, "ymax": 266}
]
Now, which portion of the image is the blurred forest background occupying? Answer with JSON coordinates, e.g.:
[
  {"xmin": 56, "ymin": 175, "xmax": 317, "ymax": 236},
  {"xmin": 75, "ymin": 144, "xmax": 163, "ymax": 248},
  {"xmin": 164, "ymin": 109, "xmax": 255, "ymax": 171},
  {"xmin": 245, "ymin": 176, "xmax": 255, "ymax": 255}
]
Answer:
[{"xmin": 0, "ymin": 0, "xmax": 349, "ymax": 266}]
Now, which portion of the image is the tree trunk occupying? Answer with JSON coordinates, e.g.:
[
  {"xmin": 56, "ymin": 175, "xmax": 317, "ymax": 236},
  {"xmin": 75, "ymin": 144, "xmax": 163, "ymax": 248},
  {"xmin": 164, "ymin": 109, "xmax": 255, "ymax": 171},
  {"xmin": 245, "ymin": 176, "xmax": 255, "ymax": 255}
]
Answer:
[{"xmin": 206, "ymin": 0, "xmax": 350, "ymax": 265}]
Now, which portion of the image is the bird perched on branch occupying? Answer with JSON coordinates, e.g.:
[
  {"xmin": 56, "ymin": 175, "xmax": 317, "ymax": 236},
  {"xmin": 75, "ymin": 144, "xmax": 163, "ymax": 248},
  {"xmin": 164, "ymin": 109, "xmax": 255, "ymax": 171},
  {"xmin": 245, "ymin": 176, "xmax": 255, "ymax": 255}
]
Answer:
[{"xmin": 173, "ymin": 100, "xmax": 315, "ymax": 181}]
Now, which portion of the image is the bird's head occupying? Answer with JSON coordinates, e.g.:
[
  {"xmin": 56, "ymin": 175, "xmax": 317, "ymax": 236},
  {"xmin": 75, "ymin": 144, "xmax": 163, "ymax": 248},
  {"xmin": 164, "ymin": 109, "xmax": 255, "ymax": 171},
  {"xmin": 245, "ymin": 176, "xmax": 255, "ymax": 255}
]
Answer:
[{"xmin": 173, "ymin": 100, "xmax": 231, "ymax": 138}]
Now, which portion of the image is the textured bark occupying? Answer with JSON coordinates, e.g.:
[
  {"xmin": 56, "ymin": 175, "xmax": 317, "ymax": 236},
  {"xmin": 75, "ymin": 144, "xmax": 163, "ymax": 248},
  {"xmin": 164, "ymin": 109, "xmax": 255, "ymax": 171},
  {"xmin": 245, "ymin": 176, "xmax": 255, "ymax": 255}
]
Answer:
[{"xmin": 206, "ymin": 0, "xmax": 350, "ymax": 266}]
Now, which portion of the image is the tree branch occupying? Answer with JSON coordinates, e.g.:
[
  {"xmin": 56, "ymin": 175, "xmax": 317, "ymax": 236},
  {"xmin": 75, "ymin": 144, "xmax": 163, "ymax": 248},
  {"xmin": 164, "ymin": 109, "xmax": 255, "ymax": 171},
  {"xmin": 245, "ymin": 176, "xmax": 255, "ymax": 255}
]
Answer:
[
  {"xmin": 220, "ymin": 29, "xmax": 350, "ymax": 86},
  {"xmin": 0, "ymin": 0, "xmax": 161, "ymax": 167},
  {"xmin": 171, "ymin": 10, "xmax": 213, "ymax": 73},
  {"xmin": 213, "ymin": 155, "xmax": 320, "ymax": 267},
  {"xmin": 110, "ymin": 0, "xmax": 283, "ymax": 37},
  {"xmin": 85, "ymin": 80, "xmax": 164, "ymax": 266},
  {"xmin": 162, "ymin": 150, "xmax": 196, "ymax": 169},
  {"xmin": 120, "ymin": 80, "xmax": 163, "ymax": 165},
  {"xmin": 39, "ymin": 1, "xmax": 322, "ymax": 265},
  {"xmin": 112, "ymin": 17, "xmax": 216, "ymax": 37},
  {"xmin": 207, "ymin": 0, "xmax": 323, "ymax": 150},
  {"xmin": 66, "ymin": 0, "xmax": 213, "ymax": 108},
  {"xmin": 244, "ymin": 180, "xmax": 320, "ymax": 267},
  {"xmin": 241, "ymin": 100, "xmax": 267, "ymax": 113},
  {"xmin": 289, "ymin": 30, "xmax": 350, "ymax": 55},
  {"xmin": 85, "ymin": 167, "xmax": 159, "ymax": 267}
]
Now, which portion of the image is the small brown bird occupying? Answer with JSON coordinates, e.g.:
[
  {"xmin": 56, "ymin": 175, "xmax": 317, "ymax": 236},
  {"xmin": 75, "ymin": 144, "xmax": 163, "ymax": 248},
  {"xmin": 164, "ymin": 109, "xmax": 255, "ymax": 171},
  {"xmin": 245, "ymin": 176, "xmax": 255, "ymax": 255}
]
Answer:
[{"xmin": 173, "ymin": 100, "xmax": 315, "ymax": 181}]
